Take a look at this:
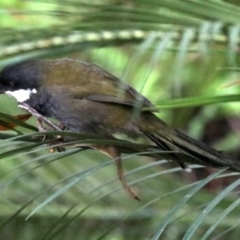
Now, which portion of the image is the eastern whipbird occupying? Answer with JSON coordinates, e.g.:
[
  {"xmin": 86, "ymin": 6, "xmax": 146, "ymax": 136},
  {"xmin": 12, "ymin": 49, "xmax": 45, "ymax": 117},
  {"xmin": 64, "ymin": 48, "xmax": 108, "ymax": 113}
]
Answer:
[{"xmin": 0, "ymin": 58, "xmax": 239, "ymax": 200}]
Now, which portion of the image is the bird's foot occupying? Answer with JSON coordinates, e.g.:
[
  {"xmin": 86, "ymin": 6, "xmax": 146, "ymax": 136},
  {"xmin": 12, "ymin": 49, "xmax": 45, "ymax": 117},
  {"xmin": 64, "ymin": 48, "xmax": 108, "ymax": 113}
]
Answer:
[
  {"xmin": 49, "ymin": 135, "xmax": 66, "ymax": 152},
  {"xmin": 19, "ymin": 103, "xmax": 62, "ymax": 131},
  {"xmin": 19, "ymin": 103, "xmax": 65, "ymax": 152}
]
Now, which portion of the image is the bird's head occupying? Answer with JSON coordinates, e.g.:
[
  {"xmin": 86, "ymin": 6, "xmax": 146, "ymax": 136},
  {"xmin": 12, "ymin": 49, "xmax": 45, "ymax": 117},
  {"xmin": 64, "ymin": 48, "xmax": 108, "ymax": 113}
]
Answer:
[{"xmin": 0, "ymin": 61, "xmax": 42, "ymax": 102}]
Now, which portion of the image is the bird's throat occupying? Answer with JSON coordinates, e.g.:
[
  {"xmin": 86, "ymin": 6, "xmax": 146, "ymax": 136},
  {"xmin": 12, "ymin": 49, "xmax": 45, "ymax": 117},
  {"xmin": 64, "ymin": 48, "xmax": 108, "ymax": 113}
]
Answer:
[{"xmin": 6, "ymin": 89, "xmax": 37, "ymax": 103}]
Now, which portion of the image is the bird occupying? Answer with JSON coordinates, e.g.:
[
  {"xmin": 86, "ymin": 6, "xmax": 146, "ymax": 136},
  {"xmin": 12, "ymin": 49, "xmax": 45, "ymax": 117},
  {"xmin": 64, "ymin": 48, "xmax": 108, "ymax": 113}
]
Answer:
[{"xmin": 0, "ymin": 58, "xmax": 239, "ymax": 200}]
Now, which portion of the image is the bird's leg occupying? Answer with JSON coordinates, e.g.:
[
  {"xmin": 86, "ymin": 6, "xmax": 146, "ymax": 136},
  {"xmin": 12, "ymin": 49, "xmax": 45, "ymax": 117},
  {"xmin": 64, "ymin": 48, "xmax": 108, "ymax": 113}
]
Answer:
[
  {"xmin": 49, "ymin": 123, "xmax": 67, "ymax": 152},
  {"xmin": 19, "ymin": 103, "xmax": 62, "ymax": 131},
  {"xmin": 19, "ymin": 103, "xmax": 65, "ymax": 152},
  {"xmin": 36, "ymin": 117, "xmax": 45, "ymax": 132},
  {"xmin": 93, "ymin": 145, "xmax": 140, "ymax": 201}
]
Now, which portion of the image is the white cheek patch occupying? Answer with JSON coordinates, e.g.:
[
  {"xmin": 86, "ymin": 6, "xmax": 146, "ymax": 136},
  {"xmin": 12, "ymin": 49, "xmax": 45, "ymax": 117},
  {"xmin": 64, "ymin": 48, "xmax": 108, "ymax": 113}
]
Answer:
[{"xmin": 6, "ymin": 88, "xmax": 37, "ymax": 103}]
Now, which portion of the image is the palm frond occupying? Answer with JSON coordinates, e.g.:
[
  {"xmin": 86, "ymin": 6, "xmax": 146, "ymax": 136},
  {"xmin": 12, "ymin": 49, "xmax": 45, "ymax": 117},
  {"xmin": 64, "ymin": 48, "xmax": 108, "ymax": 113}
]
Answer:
[{"xmin": 1, "ymin": 0, "xmax": 240, "ymax": 239}]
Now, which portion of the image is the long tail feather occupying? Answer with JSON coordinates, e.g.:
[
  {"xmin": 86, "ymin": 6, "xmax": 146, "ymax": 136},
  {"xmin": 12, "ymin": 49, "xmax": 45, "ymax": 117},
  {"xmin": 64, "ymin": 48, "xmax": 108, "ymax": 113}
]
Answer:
[
  {"xmin": 140, "ymin": 113, "xmax": 240, "ymax": 172},
  {"xmin": 147, "ymin": 129, "xmax": 240, "ymax": 172}
]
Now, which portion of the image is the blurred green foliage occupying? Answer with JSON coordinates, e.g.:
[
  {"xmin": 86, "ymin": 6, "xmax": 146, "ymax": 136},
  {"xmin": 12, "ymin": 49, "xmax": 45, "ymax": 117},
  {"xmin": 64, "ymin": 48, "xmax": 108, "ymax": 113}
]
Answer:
[
  {"xmin": 1, "ymin": 1, "xmax": 240, "ymax": 240},
  {"xmin": 0, "ymin": 0, "xmax": 58, "ymax": 27}
]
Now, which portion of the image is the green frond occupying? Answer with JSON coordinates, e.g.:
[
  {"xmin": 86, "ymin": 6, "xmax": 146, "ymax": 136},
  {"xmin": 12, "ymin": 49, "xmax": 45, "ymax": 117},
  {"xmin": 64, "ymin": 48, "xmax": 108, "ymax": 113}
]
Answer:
[{"xmin": 1, "ymin": 1, "xmax": 240, "ymax": 239}]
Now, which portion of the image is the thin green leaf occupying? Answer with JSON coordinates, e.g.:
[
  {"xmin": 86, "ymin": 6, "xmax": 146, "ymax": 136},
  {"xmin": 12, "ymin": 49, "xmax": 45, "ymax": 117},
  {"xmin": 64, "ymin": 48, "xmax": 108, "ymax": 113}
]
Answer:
[
  {"xmin": 183, "ymin": 178, "xmax": 240, "ymax": 240},
  {"xmin": 151, "ymin": 169, "xmax": 226, "ymax": 240}
]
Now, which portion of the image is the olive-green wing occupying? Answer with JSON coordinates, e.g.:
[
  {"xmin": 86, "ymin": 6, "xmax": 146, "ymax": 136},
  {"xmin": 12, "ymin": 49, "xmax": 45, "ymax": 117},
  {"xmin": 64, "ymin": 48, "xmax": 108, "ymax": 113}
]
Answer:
[{"xmin": 71, "ymin": 61, "xmax": 158, "ymax": 112}]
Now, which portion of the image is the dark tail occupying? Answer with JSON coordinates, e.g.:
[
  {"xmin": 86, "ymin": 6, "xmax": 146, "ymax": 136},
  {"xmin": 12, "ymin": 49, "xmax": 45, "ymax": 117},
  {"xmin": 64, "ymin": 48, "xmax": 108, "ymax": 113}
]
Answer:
[{"xmin": 140, "ymin": 113, "xmax": 240, "ymax": 172}]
